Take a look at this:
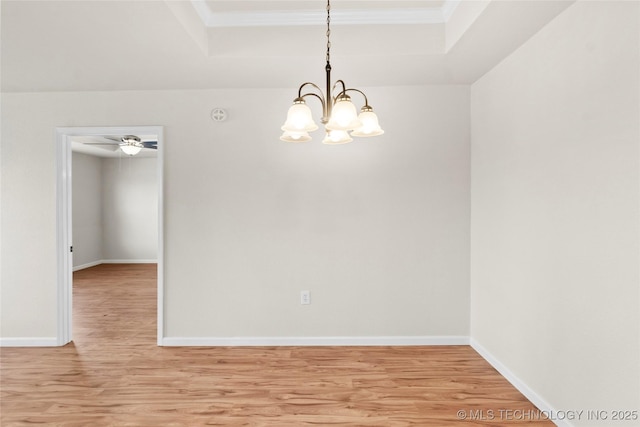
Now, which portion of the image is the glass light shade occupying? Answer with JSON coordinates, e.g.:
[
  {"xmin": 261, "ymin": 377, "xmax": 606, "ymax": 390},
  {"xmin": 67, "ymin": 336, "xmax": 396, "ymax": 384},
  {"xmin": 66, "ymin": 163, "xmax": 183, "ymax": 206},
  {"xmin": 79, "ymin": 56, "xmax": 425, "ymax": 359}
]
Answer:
[
  {"xmin": 322, "ymin": 130, "xmax": 353, "ymax": 145},
  {"xmin": 325, "ymin": 98, "xmax": 362, "ymax": 131},
  {"xmin": 121, "ymin": 144, "xmax": 142, "ymax": 156},
  {"xmin": 281, "ymin": 102, "xmax": 319, "ymax": 132},
  {"xmin": 280, "ymin": 130, "xmax": 312, "ymax": 143},
  {"xmin": 351, "ymin": 110, "xmax": 384, "ymax": 137}
]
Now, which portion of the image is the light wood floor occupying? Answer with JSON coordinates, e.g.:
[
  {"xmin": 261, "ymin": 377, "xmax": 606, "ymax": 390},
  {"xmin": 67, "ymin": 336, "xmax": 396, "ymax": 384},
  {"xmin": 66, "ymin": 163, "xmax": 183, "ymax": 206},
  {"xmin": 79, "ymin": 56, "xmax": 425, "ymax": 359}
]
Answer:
[{"xmin": 1, "ymin": 264, "xmax": 552, "ymax": 426}]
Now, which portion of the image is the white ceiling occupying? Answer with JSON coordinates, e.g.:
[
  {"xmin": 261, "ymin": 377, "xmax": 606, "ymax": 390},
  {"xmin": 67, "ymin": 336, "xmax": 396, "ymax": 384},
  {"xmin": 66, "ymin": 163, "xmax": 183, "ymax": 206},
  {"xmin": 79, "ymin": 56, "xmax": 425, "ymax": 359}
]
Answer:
[{"xmin": 1, "ymin": 0, "xmax": 575, "ymax": 92}]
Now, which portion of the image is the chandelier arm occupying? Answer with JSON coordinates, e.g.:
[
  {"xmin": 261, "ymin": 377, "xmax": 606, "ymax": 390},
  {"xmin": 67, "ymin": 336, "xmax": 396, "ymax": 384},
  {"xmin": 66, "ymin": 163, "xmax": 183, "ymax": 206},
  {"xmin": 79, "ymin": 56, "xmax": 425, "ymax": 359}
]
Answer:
[
  {"xmin": 331, "ymin": 80, "xmax": 348, "ymax": 101},
  {"xmin": 341, "ymin": 88, "xmax": 371, "ymax": 108},
  {"xmin": 297, "ymin": 82, "xmax": 324, "ymax": 99},
  {"xmin": 300, "ymin": 92, "xmax": 326, "ymax": 111},
  {"xmin": 297, "ymin": 82, "xmax": 329, "ymax": 122}
]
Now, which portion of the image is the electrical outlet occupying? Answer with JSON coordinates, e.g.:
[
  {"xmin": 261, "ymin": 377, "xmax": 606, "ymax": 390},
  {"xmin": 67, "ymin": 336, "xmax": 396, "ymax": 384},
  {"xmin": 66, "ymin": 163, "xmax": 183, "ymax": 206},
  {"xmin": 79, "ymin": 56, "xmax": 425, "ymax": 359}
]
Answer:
[{"xmin": 300, "ymin": 290, "xmax": 311, "ymax": 305}]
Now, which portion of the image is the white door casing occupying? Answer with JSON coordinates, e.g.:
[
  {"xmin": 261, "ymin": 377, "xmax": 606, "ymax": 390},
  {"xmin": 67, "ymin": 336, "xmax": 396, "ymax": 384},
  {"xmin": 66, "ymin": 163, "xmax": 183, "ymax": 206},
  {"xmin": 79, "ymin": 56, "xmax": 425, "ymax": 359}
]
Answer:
[{"xmin": 55, "ymin": 126, "xmax": 164, "ymax": 346}]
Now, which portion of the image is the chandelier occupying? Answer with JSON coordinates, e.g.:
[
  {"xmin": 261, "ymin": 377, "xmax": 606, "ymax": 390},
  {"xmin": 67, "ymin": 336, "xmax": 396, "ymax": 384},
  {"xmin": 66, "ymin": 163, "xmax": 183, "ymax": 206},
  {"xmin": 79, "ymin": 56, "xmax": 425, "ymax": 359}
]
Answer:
[{"xmin": 280, "ymin": 0, "xmax": 384, "ymax": 145}]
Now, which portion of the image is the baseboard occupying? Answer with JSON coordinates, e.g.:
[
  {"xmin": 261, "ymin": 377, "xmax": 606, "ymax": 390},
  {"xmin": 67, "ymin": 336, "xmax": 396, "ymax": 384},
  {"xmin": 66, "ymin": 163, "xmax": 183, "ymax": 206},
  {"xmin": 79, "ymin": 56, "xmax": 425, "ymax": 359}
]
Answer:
[
  {"xmin": 73, "ymin": 259, "xmax": 158, "ymax": 271},
  {"xmin": 161, "ymin": 335, "xmax": 470, "ymax": 347},
  {"xmin": 470, "ymin": 338, "xmax": 571, "ymax": 427},
  {"xmin": 102, "ymin": 259, "xmax": 157, "ymax": 264},
  {"xmin": 0, "ymin": 337, "xmax": 58, "ymax": 347},
  {"xmin": 73, "ymin": 260, "xmax": 102, "ymax": 271}
]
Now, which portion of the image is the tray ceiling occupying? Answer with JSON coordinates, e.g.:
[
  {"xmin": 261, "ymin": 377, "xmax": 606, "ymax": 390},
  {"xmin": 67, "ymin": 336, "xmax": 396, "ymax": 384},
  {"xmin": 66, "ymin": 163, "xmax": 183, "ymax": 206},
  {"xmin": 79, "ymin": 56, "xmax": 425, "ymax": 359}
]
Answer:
[{"xmin": 1, "ymin": 0, "xmax": 575, "ymax": 92}]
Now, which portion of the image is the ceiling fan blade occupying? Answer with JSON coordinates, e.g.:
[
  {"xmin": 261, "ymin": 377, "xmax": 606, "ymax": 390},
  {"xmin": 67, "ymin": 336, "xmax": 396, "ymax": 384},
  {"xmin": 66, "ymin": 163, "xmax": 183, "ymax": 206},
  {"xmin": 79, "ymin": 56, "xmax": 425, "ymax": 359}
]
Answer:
[
  {"xmin": 75, "ymin": 143, "xmax": 120, "ymax": 152},
  {"xmin": 82, "ymin": 135, "xmax": 121, "ymax": 145},
  {"xmin": 103, "ymin": 135, "xmax": 123, "ymax": 142},
  {"xmin": 141, "ymin": 141, "xmax": 157, "ymax": 148}
]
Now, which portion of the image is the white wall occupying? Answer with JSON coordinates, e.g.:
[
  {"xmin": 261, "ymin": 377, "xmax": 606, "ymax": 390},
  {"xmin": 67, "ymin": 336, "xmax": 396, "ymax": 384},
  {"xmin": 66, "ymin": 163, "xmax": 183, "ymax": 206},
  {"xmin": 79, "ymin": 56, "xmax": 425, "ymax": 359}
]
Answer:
[
  {"xmin": 0, "ymin": 85, "xmax": 471, "ymax": 341},
  {"xmin": 72, "ymin": 152, "xmax": 103, "ymax": 268},
  {"xmin": 470, "ymin": 0, "xmax": 639, "ymax": 422},
  {"xmin": 102, "ymin": 157, "xmax": 157, "ymax": 261}
]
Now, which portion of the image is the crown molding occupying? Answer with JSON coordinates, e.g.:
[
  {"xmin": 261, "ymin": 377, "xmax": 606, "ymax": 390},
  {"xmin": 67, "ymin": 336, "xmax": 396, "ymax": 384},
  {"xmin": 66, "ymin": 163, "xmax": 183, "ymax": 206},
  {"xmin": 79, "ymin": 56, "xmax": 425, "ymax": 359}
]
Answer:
[
  {"xmin": 192, "ymin": 0, "xmax": 461, "ymax": 28},
  {"xmin": 441, "ymin": 0, "xmax": 462, "ymax": 21}
]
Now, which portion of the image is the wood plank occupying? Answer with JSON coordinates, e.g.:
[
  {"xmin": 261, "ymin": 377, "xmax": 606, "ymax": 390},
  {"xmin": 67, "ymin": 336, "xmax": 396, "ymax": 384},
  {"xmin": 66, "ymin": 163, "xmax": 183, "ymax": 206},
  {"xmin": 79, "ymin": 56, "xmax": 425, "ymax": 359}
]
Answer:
[{"xmin": 0, "ymin": 263, "xmax": 553, "ymax": 426}]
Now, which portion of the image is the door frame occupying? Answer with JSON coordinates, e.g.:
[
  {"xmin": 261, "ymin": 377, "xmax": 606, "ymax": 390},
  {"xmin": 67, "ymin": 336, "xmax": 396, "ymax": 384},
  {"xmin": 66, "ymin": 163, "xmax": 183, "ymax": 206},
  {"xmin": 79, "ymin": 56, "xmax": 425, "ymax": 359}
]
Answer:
[{"xmin": 55, "ymin": 126, "xmax": 164, "ymax": 346}]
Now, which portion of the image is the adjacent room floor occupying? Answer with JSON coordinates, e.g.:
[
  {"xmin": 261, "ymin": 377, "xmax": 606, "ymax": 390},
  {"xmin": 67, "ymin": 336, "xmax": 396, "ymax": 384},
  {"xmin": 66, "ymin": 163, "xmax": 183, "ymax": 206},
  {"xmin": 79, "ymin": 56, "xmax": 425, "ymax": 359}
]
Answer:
[{"xmin": 0, "ymin": 264, "xmax": 552, "ymax": 426}]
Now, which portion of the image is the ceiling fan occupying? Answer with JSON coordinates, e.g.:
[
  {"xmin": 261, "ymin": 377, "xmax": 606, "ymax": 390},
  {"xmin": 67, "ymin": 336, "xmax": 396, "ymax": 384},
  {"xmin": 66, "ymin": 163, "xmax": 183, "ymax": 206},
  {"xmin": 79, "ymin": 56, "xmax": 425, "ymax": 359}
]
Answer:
[{"xmin": 82, "ymin": 135, "xmax": 158, "ymax": 156}]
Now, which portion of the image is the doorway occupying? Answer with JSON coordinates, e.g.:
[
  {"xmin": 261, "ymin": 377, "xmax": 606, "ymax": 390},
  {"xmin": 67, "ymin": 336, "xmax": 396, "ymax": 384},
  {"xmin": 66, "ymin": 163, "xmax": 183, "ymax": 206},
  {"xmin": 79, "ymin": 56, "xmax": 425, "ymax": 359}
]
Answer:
[{"xmin": 56, "ymin": 126, "xmax": 164, "ymax": 346}]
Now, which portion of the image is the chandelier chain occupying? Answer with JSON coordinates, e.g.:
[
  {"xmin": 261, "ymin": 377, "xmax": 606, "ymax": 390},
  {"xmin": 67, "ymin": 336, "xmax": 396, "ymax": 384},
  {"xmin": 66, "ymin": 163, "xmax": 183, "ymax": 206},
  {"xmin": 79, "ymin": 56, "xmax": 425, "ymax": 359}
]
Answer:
[{"xmin": 326, "ymin": 0, "xmax": 331, "ymax": 64}]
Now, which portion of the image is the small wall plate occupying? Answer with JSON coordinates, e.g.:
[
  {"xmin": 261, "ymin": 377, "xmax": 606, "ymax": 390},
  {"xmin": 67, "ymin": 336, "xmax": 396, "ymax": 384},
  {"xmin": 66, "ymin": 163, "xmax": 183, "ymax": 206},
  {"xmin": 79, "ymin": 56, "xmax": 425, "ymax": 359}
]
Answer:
[{"xmin": 211, "ymin": 108, "xmax": 228, "ymax": 122}]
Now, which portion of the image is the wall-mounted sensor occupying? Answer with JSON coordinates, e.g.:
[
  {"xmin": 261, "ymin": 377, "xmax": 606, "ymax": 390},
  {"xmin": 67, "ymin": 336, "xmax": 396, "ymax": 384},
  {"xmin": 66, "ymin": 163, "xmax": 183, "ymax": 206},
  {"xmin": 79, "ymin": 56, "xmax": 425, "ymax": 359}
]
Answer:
[
  {"xmin": 211, "ymin": 108, "xmax": 228, "ymax": 122},
  {"xmin": 300, "ymin": 290, "xmax": 311, "ymax": 305}
]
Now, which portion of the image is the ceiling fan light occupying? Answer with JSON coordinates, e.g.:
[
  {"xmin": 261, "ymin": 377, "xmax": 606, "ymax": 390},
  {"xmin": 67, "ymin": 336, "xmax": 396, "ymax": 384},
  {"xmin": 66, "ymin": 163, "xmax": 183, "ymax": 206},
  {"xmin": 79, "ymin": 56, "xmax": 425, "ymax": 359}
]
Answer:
[
  {"xmin": 121, "ymin": 144, "xmax": 142, "ymax": 156},
  {"xmin": 322, "ymin": 129, "xmax": 353, "ymax": 145},
  {"xmin": 280, "ymin": 130, "xmax": 312, "ymax": 143},
  {"xmin": 281, "ymin": 100, "xmax": 319, "ymax": 133},
  {"xmin": 351, "ymin": 109, "xmax": 384, "ymax": 137}
]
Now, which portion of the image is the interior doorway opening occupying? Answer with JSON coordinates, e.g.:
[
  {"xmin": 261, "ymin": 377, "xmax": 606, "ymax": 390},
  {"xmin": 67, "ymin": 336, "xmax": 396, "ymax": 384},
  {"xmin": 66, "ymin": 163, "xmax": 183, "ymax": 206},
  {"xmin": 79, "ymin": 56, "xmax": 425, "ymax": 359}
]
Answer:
[{"xmin": 56, "ymin": 126, "xmax": 164, "ymax": 346}]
